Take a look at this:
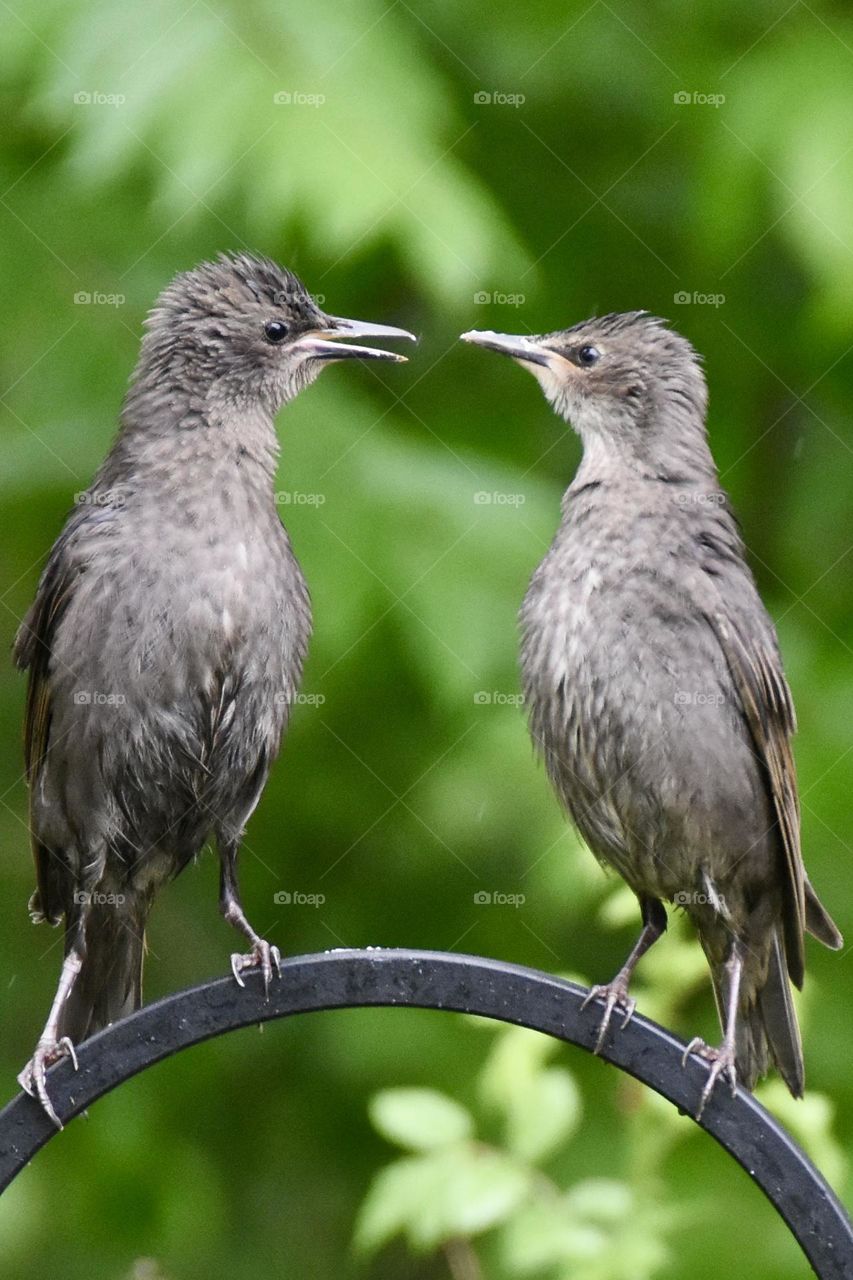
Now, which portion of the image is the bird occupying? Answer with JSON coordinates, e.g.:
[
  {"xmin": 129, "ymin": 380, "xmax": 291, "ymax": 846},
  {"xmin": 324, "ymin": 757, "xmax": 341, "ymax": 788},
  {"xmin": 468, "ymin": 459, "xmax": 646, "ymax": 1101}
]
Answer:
[
  {"xmin": 15, "ymin": 252, "xmax": 415, "ymax": 1125},
  {"xmin": 461, "ymin": 313, "xmax": 842, "ymax": 1115}
]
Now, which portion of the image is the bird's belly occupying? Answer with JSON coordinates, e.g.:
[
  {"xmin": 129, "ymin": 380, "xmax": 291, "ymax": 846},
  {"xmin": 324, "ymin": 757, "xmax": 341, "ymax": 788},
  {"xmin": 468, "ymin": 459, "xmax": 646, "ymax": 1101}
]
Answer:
[
  {"xmin": 521, "ymin": 571, "xmax": 770, "ymax": 897},
  {"xmin": 44, "ymin": 538, "xmax": 311, "ymax": 860}
]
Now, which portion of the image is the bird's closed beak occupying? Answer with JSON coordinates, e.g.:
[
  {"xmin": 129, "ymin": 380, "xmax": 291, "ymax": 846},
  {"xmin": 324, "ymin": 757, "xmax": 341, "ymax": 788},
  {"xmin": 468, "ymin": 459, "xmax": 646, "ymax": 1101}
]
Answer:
[
  {"xmin": 292, "ymin": 316, "xmax": 416, "ymax": 363},
  {"xmin": 459, "ymin": 329, "xmax": 556, "ymax": 369}
]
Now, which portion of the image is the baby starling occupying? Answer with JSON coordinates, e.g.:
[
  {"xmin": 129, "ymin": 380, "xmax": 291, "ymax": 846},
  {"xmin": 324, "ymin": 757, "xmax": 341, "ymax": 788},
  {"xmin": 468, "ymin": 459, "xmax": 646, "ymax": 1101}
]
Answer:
[
  {"xmin": 16, "ymin": 252, "xmax": 414, "ymax": 1125},
  {"xmin": 462, "ymin": 313, "xmax": 841, "ymax": 1114}
]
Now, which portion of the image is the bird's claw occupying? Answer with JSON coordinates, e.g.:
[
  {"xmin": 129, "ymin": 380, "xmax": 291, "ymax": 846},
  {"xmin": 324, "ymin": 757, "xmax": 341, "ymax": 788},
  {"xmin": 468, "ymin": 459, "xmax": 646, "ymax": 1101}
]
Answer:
[
  {"xmin": 17, "ymin": 1035, "xmax": 79, "ymax": 1130},
  {"xmin": 230, "ymin": 940, "xmax": 282, "ymax": 996},
  {"xmin": 581, "ymin": 982, "xmax": 636, "ymax": 1054},
  {"xmin": 681, "ymin": 1036, "xmax": 737, "ymax": 1119}
]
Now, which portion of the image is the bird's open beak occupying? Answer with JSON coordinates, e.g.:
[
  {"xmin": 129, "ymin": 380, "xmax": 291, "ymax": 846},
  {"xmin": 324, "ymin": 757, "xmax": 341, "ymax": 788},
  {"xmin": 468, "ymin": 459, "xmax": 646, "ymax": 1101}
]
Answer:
[
  {"xmin": 459, "ymin": 329, "xmax": 556, "ymax": 369},
  {"xmin": 292, "ymin": 316, "xmax": 416, "ymax": 363}
]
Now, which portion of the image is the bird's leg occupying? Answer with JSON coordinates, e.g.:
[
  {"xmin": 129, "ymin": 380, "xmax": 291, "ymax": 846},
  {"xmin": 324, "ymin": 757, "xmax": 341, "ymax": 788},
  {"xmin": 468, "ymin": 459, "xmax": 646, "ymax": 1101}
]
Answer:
[
  {"xmin": 682, "ymin": 940, "xmax": 742, "ymax": 1119},
  {"xmin": 218, "ymin": 837, "xmax": 281, "ymax": 995},
  {"xmin": 582, "ymin": 896, "xmax": 667, "ymax": 1053},
  {"xmin": 18, "ymin": 900, "xmax": 89, "ymax": 1129}
]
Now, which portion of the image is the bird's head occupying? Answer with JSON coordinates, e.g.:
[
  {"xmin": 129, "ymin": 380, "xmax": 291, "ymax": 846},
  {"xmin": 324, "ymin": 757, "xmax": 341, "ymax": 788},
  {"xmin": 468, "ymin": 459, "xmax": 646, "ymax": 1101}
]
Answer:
[
  {"xmin": 461, "ymin": 312, "xmax": 709, "ymax": 474},
  {"xmin": 137, "ymin": 252, "xmax": 414, "ymax": 415}
]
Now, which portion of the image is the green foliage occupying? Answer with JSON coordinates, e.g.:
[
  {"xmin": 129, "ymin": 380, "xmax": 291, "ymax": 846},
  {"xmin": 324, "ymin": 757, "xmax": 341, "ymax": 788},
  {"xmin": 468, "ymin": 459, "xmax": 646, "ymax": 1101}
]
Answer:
[
  {"xmin": 357, "ymin": 1024, "xmax": 678, "ymax": 1279},
  {"xmin": 0, "ymin": 1, "xmax": 851, "ymax": 1277}
]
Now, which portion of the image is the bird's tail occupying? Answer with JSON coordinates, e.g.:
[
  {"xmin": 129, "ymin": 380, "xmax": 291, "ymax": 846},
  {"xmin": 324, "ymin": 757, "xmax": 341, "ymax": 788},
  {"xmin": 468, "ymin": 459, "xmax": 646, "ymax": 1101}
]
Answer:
[
  {"xmin": 710, "ymin": 930, "xmax": 804, "ymax": 1097},
  {"xmin": 58, "ymin": 899, "xmax": 147, "ymax": 1043}
]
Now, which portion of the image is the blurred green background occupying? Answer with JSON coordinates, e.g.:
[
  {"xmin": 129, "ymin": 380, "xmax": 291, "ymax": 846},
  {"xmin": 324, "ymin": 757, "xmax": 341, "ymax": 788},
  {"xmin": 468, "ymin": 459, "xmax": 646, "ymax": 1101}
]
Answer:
[{"xmin": 1, "ymin": 1, "xmax": 852, "ymax": 1277}]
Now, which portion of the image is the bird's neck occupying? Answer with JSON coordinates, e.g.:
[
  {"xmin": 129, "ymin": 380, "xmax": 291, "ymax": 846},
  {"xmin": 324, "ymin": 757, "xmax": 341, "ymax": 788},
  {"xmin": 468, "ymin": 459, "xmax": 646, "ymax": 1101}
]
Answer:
[
  {"xmin": 573, "ymin": 421, "xmax": 719, "ymax": 491},
  {"xmin": 104, "ymin": 382, "xmax": 282, "ymax": 491}
]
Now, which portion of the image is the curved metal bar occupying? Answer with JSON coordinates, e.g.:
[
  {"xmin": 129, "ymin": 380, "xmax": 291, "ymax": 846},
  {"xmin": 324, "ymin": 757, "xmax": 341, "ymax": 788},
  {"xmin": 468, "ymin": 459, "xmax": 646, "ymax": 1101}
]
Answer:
[{"xmin": 0, "ymin": 949, "xmax": 849, "ymax": 1277}]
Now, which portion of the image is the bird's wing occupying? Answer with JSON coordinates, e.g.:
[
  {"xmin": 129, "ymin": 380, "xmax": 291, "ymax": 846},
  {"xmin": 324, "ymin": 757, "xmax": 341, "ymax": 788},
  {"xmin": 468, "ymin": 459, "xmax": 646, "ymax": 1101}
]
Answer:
[
  {"xmin": 14, "ymin": 521, "xmax": 84, "ymax": 923},
  {"xmin": 685, "ymin": 527, "xmax": 806, "ymax": 987}
]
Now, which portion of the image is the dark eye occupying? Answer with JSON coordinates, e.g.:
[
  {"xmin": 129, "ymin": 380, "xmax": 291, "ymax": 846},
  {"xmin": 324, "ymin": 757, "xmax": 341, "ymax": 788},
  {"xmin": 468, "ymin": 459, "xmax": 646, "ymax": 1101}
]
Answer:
[
  {"xmin": 577, "ymin": 345, "xmax": 600, "ymax": 367},
  {"xmin": 264, "ymin": 320, "xmax": 290, "ymax": 343}
]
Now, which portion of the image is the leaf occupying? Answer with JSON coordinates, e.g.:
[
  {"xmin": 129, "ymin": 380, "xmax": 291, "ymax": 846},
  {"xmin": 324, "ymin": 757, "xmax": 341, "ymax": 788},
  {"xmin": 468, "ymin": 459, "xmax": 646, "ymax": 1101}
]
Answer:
[
  {"xmin": 505, "ymin": 1067, "xmax": 582, "ymax": 1163},
  {"xmin": 355, "ymin": 1147, "xmax": 530, "ymax": 1256},
  {"xmin": 500, "ymin": 1202, "xmax": 609, "ymax": 1274},
  {"xmin": 406, "ymin": 1148, "xmax": 531, "ymax": 1250},
  {"xmin": 354, "ymin": 1156, "xmax": 434, "ymax": 1256},
  {"xmin": 369, "ymin": 1087, "xmax": 474, "ymax": 1151}
]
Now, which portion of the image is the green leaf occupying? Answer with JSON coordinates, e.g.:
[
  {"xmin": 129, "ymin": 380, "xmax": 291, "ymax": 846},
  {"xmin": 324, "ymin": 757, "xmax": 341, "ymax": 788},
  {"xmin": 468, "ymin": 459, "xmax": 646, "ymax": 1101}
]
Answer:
[
  {"xmin": 354, "ymin": 1156, "xmax": 435, "ymax": 1256},
  {"xmin": 355, "ymin": 1147, "xmax": 530, "ymax": 1256},
  {"xmin": 500, "ymin": 1202, "xmax": 609, "ymax": 1274},
  {"xmin": 505, "ymin": 1066, "xmax": 582, "ymax": 1163},
  {"xmin": 407, "ymin": 1148, "xmax": 531, "ymax": 1250},
  {"xmin": 369, "ymin": 1087, "xmax": 474, "ymax": 1151}
]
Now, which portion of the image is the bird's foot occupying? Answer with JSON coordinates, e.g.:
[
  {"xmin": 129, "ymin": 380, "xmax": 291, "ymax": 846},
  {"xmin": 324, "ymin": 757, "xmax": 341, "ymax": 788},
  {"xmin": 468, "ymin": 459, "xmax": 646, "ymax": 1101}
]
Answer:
[
  {"xmin": 18, "ymin": 1036, "xmax": 79, "ymax": 1130},
  {"xmin": 681, "ymin": 1036, "xmax": 737, "ymax": 1120},
  {"xmin": 230, "ymin": 940, "xmax": 282, "ymax": 996},
  {"xmin": 581, "ymin": 980, "xmax": 637, "ymax": 1054}
]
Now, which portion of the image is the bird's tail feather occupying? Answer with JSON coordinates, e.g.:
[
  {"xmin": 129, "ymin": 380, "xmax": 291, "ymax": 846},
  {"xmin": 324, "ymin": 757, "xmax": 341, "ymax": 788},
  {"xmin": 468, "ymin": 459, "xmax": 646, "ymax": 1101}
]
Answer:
[
  {"xmin": 58, "ymin": 902, "xmax": 147, "ymax": 1043},
  {"xmin": 805, "ymin": 877, "xmax": 843, "ymax": 951}
]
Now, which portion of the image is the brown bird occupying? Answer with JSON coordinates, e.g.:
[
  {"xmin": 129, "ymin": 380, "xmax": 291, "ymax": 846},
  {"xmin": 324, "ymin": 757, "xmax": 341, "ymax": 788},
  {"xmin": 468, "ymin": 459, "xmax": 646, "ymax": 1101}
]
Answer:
[
  {"xmin": 462, "ymin": 313, "xmax": 842, "ymax": 1114},
  {"xmin": 16, "ymin": 253, "xmax": 414, "ymax": 1126}
]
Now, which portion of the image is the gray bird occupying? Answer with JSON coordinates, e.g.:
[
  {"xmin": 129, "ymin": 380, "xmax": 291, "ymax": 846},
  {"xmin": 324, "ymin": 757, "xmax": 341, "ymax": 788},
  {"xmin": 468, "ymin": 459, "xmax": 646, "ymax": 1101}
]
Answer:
[
  {"xmin": 462, "ymin": 313, "xmax": 841, "ymax": 1113},
  {"xmin": 16, "ymin": 252, "xmax": 414, "ymax": 1125}
]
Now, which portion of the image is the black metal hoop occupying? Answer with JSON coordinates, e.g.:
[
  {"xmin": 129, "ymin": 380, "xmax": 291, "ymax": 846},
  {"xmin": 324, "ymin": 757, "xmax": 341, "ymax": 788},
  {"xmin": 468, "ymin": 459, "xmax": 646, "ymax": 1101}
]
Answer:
[{"xmin": 0, "ymin": 949, "xmax": 849, "ymax": 1278}]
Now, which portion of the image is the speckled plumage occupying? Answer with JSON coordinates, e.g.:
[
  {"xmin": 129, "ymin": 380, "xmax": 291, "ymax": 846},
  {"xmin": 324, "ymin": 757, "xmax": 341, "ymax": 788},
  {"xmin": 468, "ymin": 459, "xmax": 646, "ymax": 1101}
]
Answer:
[
  {"xmin": 16, "ymin": 253, "xmax": 412, "ymax": 1123},
  {"xmin": 463, "ymin": 312, "xmax": 841, "ymax": 1106}
]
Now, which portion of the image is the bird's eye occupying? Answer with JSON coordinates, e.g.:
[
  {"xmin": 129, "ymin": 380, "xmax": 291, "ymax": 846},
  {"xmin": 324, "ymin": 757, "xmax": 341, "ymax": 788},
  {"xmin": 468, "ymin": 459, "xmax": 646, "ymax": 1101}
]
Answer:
[
  {"xmin": 263, "ymin": 320, "xmax": 290, "ymax": 344},
  {"xmin": 577, "ymin": 345, "xmax": 601, "ymax": 367}
]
